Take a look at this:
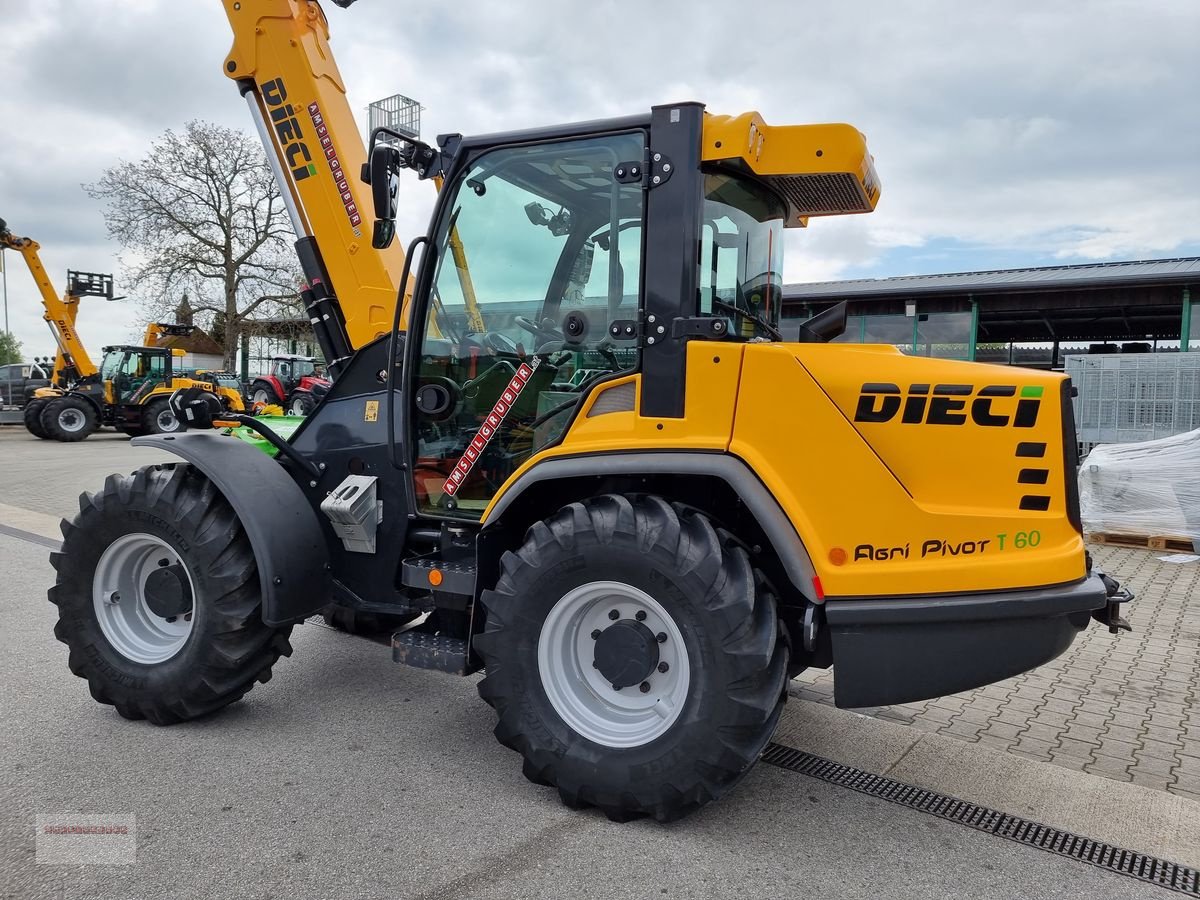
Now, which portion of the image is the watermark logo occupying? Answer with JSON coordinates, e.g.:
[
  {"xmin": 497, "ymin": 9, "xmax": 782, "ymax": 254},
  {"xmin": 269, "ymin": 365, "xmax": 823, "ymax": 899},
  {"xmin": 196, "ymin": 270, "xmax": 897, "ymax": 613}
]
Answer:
[{"xmin": 35, "ymin": 814, "xmax": 136, "ymax": 865}]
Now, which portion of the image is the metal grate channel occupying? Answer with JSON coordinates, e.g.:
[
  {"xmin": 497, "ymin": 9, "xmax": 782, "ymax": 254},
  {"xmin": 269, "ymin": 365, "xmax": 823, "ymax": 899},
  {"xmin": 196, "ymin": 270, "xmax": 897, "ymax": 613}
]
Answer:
[{"xmin": 762, "ymin": 742, "xmax": 1199, "ymax": 896}]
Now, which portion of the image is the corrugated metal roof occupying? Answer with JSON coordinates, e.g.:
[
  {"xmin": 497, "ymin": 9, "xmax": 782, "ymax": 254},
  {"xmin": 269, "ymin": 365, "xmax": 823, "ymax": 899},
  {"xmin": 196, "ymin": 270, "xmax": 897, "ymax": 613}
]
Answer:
[{"xmin": 785, "ymin": 257, "xmax": 1200, "ymax": 301}]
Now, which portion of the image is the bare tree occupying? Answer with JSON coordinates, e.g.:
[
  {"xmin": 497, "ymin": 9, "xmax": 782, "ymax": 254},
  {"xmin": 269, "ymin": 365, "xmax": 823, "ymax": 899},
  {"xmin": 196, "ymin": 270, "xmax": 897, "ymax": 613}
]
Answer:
[{"xmin": 87, "ymin": 121, "xmax": 301, "ymax": 370}]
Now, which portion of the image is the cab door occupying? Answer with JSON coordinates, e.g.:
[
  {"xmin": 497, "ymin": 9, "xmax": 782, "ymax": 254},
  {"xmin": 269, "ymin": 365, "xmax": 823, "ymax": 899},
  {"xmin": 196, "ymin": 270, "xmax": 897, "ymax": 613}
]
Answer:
[{"xmin": 411, "ymin": 132, "xmax": 646, "ymax": 519}]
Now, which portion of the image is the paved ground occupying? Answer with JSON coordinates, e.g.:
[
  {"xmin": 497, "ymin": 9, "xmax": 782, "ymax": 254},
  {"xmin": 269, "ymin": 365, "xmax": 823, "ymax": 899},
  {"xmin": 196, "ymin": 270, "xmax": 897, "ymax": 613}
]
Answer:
[
  {"xmin": 0, "ymin": 534, "xmax": 1181, "ymax": 900},
  {"xmin": 794, "ymin": 544, "xmax": 1200, "ymax": 800},
  {"xmin": 1, "ymin": 424, "xmax": 1197, "ymax": 897}
]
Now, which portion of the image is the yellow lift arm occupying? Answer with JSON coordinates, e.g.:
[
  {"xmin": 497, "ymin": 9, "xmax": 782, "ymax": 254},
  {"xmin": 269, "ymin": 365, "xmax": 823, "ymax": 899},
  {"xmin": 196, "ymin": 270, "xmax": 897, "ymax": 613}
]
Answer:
[
  {"xmin": 0, "ymin": 219, "xmax": 98, "ymax": 383},
  {"xmin": 221, "ymin": 0, "xmax": 411, "ymax": 372}
]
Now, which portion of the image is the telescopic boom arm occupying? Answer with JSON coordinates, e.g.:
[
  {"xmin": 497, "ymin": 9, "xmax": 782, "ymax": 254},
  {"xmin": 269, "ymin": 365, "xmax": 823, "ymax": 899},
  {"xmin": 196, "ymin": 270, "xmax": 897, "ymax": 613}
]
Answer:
[
  {"xmin": 221, "ymin": 0, "xmax": 409, "ymax": 375},
  {"xmin": 0, "ymin": 218, "xmax": 98, "ymax": 383}
]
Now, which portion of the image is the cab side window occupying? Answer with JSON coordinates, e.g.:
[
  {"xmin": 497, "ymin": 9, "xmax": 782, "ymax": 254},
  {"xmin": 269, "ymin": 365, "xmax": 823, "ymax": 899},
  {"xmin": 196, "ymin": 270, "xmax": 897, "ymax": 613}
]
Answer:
[{"xmin": 414, "ymin": 132, "xmax": 645, "ymax": 518}]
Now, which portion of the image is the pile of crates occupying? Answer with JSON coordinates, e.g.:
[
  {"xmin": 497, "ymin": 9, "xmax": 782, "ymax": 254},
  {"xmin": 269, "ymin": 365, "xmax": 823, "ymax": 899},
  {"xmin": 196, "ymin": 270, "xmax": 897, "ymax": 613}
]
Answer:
[{"xmin": 1066, "ymin": 353, "xmax": 1200, "ymax": 447}]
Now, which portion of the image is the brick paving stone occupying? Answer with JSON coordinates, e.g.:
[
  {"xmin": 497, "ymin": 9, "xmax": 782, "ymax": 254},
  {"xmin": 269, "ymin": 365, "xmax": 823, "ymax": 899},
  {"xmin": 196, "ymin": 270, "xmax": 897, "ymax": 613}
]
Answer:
[
  {"xmin": 913, "ymin": 705, "xmax": 956, "ymax": 726},
  {"xmin": 1021, "ymin": 722, "xmax": 1064, "ymax": 743},
  {"xmin": 1130, "ymin": 772, "xmax": 1174, "ymax": 791},
  {"xmin": 1176, "ymin": 754, "xmax": 1200, "ymax": 775},
  {"xmin": 1086, "ymin": 755, "xmax": 1133, "ymax": 779},
  {"xmin": 1070, "ymin": 710, "xmax": 1111, "ymax": 729},
  {"xmin": 1173, "ymin": 773, "xmax": 1200, "ymax": 797},
  {"xmin": 1130, "ymin": 755, "xmax": 1178, "ymax": 778},
  {"xmin": 1063, "ymin": 723, "xmax": 1105, "ymax": 745},
  {"xmin": 1056, "ymin": 737, "xmax": 1100, "ymax": 757},
  {"xmin": 1012, "ymin": 735, "xmax": 1057, "ymax": 760},
  {"xmin": 1139, "ymin": 739, "xmax": 1185, "ymax": 762},
  {"xmin": 943, "ymin": 720, "xmax": 986, "ymax": 741},
  {"xmin": 1040, "ymin": 697, "xmax": 1078, "ymax": 716},
  {"xmin": 955, "ymin": 706, "xmax": 995, "ymax": 726},
  {"xmin": 981, "ymin": 721, "xmax": 1024, "ymax": 741},
  {"xmin": 1030, "ymin": 710, "xmax": 1071, "ymax": 730}
]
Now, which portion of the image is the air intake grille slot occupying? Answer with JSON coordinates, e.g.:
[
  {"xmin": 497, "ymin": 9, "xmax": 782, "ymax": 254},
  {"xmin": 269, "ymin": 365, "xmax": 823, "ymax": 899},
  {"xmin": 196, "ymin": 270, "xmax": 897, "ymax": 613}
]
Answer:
[
  {"xmin": 587, "ymin": 382, "xmax": 636, "ymax": 417},
  {"xmin": 768, "ymin": 172, "xmax": 870, "ymax": 216}
]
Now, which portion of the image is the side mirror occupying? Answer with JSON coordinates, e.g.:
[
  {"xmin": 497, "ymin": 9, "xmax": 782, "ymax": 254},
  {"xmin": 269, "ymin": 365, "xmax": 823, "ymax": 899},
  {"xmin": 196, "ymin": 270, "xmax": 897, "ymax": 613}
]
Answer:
[
  {"xmin": 367, "ymin": 143, "xmax": 402, "ymax": 250},
  {"xmin": 795, "ymin": 301, "xmax": 848, "ymax": 344}
]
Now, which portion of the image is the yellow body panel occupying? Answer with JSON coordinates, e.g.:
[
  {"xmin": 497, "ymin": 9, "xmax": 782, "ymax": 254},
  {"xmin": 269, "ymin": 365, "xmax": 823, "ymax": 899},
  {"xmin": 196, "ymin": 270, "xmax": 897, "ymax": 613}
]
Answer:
[
  {"xmin": 731, "ymin": 344, "xmax": 1084, "ymax": 596},
  {"xmin": 486, "ymin": 342, "xmax": 1084, "ymax": 599},
  {"xmin": 702, "ymin": 112, "xmax": 881, "ymax": 226},
  {"xmin": 222, "ymin": 0, "xmax": 405, "ymax": 347},
  {"xmin": 481, "ymin": 343, "xmax": 745, "ymax": 521}
]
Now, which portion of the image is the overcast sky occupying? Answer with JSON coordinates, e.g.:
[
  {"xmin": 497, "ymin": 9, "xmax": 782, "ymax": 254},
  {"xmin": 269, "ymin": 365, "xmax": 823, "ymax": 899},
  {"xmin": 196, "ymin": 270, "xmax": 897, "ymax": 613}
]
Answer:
[{"xmin": 1, "ymin": 0, "xmax": 1197, "ymax": 357}]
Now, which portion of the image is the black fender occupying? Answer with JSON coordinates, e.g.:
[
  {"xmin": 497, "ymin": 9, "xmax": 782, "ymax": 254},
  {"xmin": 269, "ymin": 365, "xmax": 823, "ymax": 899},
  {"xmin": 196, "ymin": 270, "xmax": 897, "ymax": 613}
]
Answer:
[
  {"xmin": 482, "ymin": 451, "xmax": 819, "ymax": 600},
  {"xmin": 131, "ymin": 432, "xmax": 332, "ymax": 626}
]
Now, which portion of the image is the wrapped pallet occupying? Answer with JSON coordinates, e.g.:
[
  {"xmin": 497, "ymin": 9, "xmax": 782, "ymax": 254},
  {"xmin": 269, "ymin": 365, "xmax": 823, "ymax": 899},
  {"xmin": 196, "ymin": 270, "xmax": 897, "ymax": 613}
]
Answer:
[{"xmin": 1078, "ymin": 428, "xmax": 1200, "ymax": 548}]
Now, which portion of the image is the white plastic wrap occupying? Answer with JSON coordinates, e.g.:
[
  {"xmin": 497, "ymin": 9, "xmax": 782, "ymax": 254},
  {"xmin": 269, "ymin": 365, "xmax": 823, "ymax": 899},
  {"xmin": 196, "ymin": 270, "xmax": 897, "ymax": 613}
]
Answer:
[{"xmin": 1078, "ymin": 428, "xmax": 1200, "ymax": 541}]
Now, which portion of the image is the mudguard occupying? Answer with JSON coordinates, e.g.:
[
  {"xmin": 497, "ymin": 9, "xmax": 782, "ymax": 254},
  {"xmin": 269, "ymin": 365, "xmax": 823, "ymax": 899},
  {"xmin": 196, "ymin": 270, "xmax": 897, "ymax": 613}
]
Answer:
[{"xmin": 131, "ymin": 432, "xmax": 332, "ymax": 626}]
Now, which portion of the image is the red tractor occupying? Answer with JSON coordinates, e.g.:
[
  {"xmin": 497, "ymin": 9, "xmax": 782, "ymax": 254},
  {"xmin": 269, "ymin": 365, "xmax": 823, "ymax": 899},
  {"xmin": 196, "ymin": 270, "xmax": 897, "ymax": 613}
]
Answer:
[{"xmin": 247, "ymin": 355, "xmax": 329, "ymax": 415}]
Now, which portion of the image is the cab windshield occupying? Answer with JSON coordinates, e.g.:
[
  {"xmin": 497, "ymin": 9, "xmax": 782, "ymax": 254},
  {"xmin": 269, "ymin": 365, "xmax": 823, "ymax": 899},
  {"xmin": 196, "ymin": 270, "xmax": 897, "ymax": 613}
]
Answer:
[{"xmin": 699, "ymin": 172, "xmax": 786, "ymax": 340}]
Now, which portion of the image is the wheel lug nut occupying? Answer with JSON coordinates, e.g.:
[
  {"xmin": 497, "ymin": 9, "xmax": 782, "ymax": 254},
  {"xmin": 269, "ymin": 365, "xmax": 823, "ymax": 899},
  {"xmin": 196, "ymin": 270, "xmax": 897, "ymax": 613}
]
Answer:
[
  {"xmin": 639, "ymin": 682, "xmax": 651, "ymax": 693},
  {"xmin": 608, "ymin": 609, "xmax": 620, "ymax": 620},
  {"xmin": 591, "ymin": 629, "xmax": 601, "ymax": 640},
  {"xmin": 658, "ymin": 662, "xmax": 669, "ymax": 673},
  {"xmin": 656, "ymin": 632, "xmax": 667, "ymax": 643},
  {"xmin": 635, "ymin": 610, "xmax": 647, "ymax": 621}
]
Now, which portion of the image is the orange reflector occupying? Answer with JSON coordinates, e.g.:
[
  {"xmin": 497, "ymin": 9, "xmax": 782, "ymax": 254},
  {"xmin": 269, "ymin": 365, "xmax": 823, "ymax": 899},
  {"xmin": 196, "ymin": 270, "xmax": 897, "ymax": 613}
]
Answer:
[
  {"xmin": 428, "ymin": 569, "xmax": 444, "ymax": 587},
  {"xmin": 828, "ymin": 547, "xmax": 847, "ymax": 566}
]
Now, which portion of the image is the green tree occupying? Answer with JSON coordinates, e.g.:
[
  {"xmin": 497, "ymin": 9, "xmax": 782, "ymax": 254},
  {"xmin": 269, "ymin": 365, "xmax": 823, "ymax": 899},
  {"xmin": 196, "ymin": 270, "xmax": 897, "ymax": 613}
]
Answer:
[{"xmin": 0, "ymin": 331, "xmax": 21, "ymax": 365}]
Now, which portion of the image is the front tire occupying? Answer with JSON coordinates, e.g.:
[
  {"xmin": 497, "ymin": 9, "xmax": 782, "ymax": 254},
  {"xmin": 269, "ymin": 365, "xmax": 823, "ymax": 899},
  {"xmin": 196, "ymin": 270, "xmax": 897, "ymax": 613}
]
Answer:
[
  {"xmin": 49, "ymin": 465, "xmax": 293, "ymax": 725},
  {"xmin": 41, "ymin": 395, "xmax": 98, "ymax": 441},
  {"xmin": 141, "ymin": 397, "xmax": 185, "ymax": 435},
  {"xmin": 476, "ymin": 494, "xmax": 788, "ymax": 822},
  {"xmin": 24, "ymin": 398, "xmax": 51, "ymax": 439}
]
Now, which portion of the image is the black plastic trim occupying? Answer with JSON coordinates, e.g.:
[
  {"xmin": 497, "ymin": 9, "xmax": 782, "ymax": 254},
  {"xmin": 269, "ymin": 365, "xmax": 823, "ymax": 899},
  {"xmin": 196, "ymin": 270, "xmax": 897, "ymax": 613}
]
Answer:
[
  {"xmin": 639, "ymin": 102, "xmax": 705, "ymax": 418},
  {"xmin": 824, "ymin": 574, "xmax": 1107, "ymax": 626},
  {"xmin": 131, "ymin": 433, "xmax": 332, "ymax": 626},
  {"xmin": 1061, "ymin": 378, "xmax": 1084, "ymax": 533},
  {"xmin": 483, "ymin": 450, "xmax": 818, "ymax": 593}
]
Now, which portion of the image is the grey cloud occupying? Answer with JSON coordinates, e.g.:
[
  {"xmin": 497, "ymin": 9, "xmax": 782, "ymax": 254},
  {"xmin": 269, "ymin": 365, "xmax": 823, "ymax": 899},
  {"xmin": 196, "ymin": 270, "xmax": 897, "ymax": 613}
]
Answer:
[{"xmin": 2, "ymin": 0, "xmax": 1196, "ymax": 352}]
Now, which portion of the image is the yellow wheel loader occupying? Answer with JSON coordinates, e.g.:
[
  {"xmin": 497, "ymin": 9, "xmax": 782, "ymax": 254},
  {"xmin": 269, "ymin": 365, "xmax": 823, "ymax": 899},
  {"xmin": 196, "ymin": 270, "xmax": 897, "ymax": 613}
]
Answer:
[
  {"xmin": 0, "ymin": 219, "xmax": 246, "ymax": 441},
  {"xmin": 47, "ymin": 0, "xmax": 1132, "ymax": 823}
]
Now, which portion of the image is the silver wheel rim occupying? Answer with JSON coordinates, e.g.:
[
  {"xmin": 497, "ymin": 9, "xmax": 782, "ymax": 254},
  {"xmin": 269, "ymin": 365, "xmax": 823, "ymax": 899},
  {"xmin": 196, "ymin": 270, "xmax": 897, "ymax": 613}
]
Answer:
[
  {"xmin": 57, "ymin": 407, "xmax": 86, "ymax": 432},
  {"xmin": 92, "ymin": 533, "xmax": 195, "ymax": 664},
  {"xmin": 251, "ymin": 389, "xmax": 271, "ymax": 404},
  {"xmin": 156, "ymin": 408, "xmax": 179, "ymax": 432},
  {"xmin": 537, "ymin": 581, "xmax": 690, "ymax": 749},
  {"xmin": 289, "ymin": 397, "xmax": 306, "ymax": 415}
]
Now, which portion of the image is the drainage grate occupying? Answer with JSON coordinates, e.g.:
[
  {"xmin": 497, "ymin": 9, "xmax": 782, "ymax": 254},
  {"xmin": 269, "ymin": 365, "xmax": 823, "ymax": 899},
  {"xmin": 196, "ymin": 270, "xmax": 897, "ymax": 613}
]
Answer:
[{"xmin": 762, "ymin": 742, "xmax": 1199, "ymax": 896}]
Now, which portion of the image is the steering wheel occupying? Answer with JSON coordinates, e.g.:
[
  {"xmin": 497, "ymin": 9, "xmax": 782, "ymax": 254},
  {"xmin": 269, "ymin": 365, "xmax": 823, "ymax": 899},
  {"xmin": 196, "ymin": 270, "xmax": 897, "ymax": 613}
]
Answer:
[
  {"xmin": 514, "ymin": 315, "xmax": 563, "ymax": 341},
  {"xmin": 482, "ymin": 331, "xmax": 520, "ymax": 355}
]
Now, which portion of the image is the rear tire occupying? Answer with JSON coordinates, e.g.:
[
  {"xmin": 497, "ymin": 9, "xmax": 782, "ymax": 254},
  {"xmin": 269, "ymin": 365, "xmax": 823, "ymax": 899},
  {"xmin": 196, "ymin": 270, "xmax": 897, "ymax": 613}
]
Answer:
[
  {"xmin": 41, "ymin": 396, "xmax": 98, "ymax": 442},
  {"xmin": 476, "ymin": 494, "xmax": 788, "ymax": 822},
  {"xmin": 249, "ymin": 381, "xmax": 278, "ymax": 406},
  {"xmin": 24, "ymin": 398, "xmax": 51, "ymax": 439},
  {"xmin": 49, "ymin": 464, "xmax": 293, "ymax": 725},
  {"xmin": 288, "ymin": 392, "xmax": 316, "ymax": 416},
  {"xmin": 141, "ymin": 397, "xmax": 185, "ymax": 435}
]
